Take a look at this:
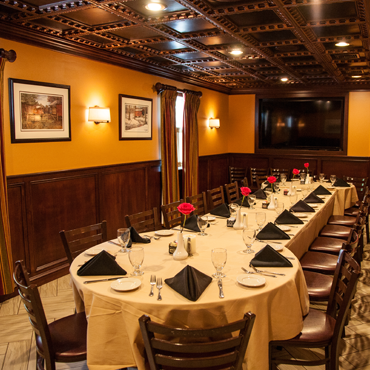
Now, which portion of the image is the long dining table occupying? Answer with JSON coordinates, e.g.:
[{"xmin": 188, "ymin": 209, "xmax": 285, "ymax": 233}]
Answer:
[{"xmin": 69, "ymin": 183, "xmax": 357, "ymax": 370}]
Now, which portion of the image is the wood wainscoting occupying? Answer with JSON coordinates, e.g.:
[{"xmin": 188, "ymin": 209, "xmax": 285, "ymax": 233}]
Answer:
[{"xmin": 7, "ymin": 160, "xmax": 161, "ymax": 286}]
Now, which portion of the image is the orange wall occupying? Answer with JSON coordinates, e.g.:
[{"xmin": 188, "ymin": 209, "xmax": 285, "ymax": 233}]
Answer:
[{"xmin": 1, "ymin": 38, "xmax": 229, "ymax": 175}]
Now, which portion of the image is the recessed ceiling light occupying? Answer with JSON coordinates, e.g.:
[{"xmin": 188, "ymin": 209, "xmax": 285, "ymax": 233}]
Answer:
[
  {"xmin": 335, "ymin": 42, "xmax": 349, "ymax": 47},
  {"xmin": 352, "ymin": 75, "xmax": 362, "ymax": 78},
  {"xmin": 281, "ymin": 77, "xmax": 288, "ymax": 82},
  {"xmin": 229, "ymin": 49, "xmax": 243, "ymax": 56},
  {"xmin": 145, "ymin": 2, "xmax": 166, "ymax": 11}
]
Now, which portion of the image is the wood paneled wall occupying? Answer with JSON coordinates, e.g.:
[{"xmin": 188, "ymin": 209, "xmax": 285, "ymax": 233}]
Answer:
[{"xmin": 6, "ymin": 152, "xmax": 370, "ymax": 287}]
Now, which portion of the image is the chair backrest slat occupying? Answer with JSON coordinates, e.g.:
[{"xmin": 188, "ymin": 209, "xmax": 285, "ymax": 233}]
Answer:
[
  {"xmin": 225, "ymin": 182, "xmax": 240, "ymax": 204},
  {"xmin": 125, "ymin": 208, "xmax": 161, "ymax": 233},
  {"xmin": 161, "ymin": 200, "xmax": 183, "ymax": 229},
  {"xmin": 207, "ymin": 186, "xmax": 225, "ymax": 210},
  {"xmin": 186, "ymin": 193, "xmax": 208, "ymax": 216}
]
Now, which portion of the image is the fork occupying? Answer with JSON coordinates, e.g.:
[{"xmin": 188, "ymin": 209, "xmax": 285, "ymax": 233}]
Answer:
[
  {"xmin": 144, "ymin": 234, "xmax": 161, "ymax": 240},
  {"xmin": 156, "ymin": 278, "xmax": 163, "ymax": 301},
  {"xmin": 149, "ymin": 275, "xmax": 156, "ymax": 297}
]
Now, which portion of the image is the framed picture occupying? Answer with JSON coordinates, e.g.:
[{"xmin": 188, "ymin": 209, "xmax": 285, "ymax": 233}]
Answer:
[
  {"xmin": 9, "ymin": 78, "xmax": 71, "ymax": 143},
  {"xmin": 119, "ymin": 94, "xmax": 152, "ymax": 140}
]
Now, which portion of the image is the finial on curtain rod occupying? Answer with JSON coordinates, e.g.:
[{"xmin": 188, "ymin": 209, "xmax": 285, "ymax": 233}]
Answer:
[
  {"xmin": 0, "ymin": 49, "xmax": 17, "ymax": 63},
  {"xmin": 154, "ymin": 82, "xmax": 202, "ymax": 97}
]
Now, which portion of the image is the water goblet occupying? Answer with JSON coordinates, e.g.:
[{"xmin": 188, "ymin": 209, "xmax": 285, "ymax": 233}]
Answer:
[
  {"xmin": 274, "ymin": 182, "xmax": 280, "ymax": 193},
  {"xmin": 211, "ymin": 248, "xmax": 227, "ymax": 278},
  {"xmin": 242, "ymin": 227, "xmax": 256, "ymax": 254},
  {"xmin": 289, "ymin": 193, "xmax": 298, "ymax": 206},
  {"xmin": 117, "ymin": 228, "xmax": 130, "ymax": 253},
  {"xmin": 330, "ymin": 175, "xmax": 336, "ymax": 186},
  {"xmin": 301, "ymin": 188, "xmax": 308, "ymax": 200},
  {"xmin": 319, "ymin": 173, "xmax": 325, "ymax": 183},
  {"xmin": 255, "ymin": 212, "xmax": 266, "ymax": 231},
  {"xmin": 248, "ymin": 194, "xmax": 256, "ymax": 209},
  {"xmin": 197, "ymin": 216, "xmax": 209, "ymax": 236},
  {"xmin": 280, "ymin": 174, "xmax": 287, "ymax": 186},
  {"xmin": 275, "ymin": 201, "xmax": 284, "ymax": 216},
  {"xmin": 229, "ymin": 203, "xmax": 239, "ymax": 216},
  {"xmin": 128, "ymin": 247, "xmax": 144, "ymax": 276}
]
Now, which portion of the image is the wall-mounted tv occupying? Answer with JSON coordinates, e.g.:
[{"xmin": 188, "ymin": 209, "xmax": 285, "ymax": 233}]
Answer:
[{"xmin": 257, "ymin": 95, "xmax": 347, "ymax": 154}]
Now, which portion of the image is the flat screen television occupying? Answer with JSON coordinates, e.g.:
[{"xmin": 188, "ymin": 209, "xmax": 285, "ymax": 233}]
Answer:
[{"xmin": 257, "ymin": 96, "xmax": 347, "ymax": 153}]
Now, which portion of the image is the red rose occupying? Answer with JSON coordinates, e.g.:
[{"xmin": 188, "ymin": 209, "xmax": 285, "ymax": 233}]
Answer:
[
  {"xmin": 177, "ymin": 203, "xmax": 195, "ymax": 215},
  {"xmin": 240, "ymin": 187, "xmax": 251, "ymax": 196},
  {"xmin": 267, "ymin": 176, "xmax": 277, "ymax": 184},
  {"xmin": 292, "ymin": 169, "xmax": 300, "ymax": 175},
  {"xmin": 304, "ymin": 163, "xmax": 309, "ymax": 168}
]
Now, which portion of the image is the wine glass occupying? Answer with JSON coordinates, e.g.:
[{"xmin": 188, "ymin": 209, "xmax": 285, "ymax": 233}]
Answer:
[
  {"xmin": 289, "ymin": 193, "xmax": 298, "ymax": 206},
  {"xmin": 117, "ymin": 228, "xmax": 130, "ymax": 253},
  {"xmin": 301, "ymin": 188, "xmax": 308, "ymax": 200},
  {"xmin": 248, "ymin": 194, "xmax": 256, "ymax": 209},
  {"xmin": 330, "ymin": 175, "xmax": 336, "ymax": 186},
  {"xmin": 128, "ymin": 247, "xmax": 144, "ymax": 276},
  {"xmin": 280, "ymin": 174, "xmax": 287, "ymax": 186},
  {"xmin": 319, "ymin": 173, "xmax": 325, "ymax": 183},
  {"xmin": 274, "ymin": 182, "xmax": 280, "ymax": 193},
  {"xmin": 211, "ymin": 248, "xmax": 227, "ymax": 278},
  {"xmin": 275, "ymin": 201, "xmax": 284, "ymax": 216},
  {"xmin": 242, "ymin": 227, "xmax": 256, "ymax": 254},
  {"xmin": 255, "ymin": 212, "xmax": 266, "ymax": 231},
  {"xmin": 197, "ymin": 216, "xmax": 209, "ymax": 236},
  {"xmin": 229, "ymin": 203, "xmax": 238, "ymax": 216}
]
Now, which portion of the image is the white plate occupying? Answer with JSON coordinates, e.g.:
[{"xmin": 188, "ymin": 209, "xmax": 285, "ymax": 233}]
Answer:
[
  {"xmin": 207, "ymin": 216, "xmax": 216, "ymax": 222},
  {"xmin": 111, "ymin": 278, "xmax": 141, "ymax": 292},
  {"xmin": 155, "ymin": 230, "xmax": 174, "ymax": 236},
  {"xmin": 85, "ymin": 247, "xmax": 116, "ymax": 256},
  {"xmin": 277, "ymin": 225, "xmax": 290, "ymax": 232},
  {"xmin": 237, "ymin": 275, "xmax": 266, "ymax": 287},
  {"xmin": 270, "ymin": 243, "xmax": 283, "ymax": 252},
  {"xmin": 294, "ymin": 213, "xmax": 308, "ymax": 218}
]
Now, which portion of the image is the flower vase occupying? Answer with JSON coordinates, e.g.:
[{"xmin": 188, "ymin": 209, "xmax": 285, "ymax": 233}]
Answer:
[
  {"xmin": 268, "ymin": 194, "xmax": 276, "ymax": 209},
  {"xmin": 305, "ymin": 175, "xmax": 310, "ymax": 184},
  {"xmin": 233, "ymin": 207, "xmax": 244, "ymax": 230},
  {"xmin": 173, "ymin": 231, "xmax": 188, "ymax": 260}
]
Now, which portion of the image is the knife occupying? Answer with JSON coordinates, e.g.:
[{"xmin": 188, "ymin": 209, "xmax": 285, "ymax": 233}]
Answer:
[
  {"xmin": 83, "ymin": 277, "xmax": 127, "ymax": 284},
  {"xmin": 218, "ymin": 279, "xmax": 224, "ymax": 298}
]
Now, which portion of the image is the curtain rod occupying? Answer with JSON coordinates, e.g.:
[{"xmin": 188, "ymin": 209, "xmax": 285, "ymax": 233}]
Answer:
[
  {"xmin": 0, "ymin": 49, "xmax": 17, "ymax": 63},
  {"xmin": 154, "ymin": 82, "xmax": 202, "ymax": 97}
]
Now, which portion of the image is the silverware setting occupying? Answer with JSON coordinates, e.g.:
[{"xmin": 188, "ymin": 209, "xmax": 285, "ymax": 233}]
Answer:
[
  {"xmin": 285, "ymin": 256, "xmax": 295, "ymax": 260},
  {"xmin": 218, "ymin": 279, "xmax": 224, "ymax": 298},
  {"xmin": 144, "ymin": 235, "xmax": 160, "ymax": 240},
  {"xmin": 250, "ymin": 264, "xmax": 286, "ymax": 276},
  {"xmin": 149, "ymin": 275, "xmax": 156, "ymax": 297},
  {"xmin": 83, "ymin": 276, "xmax": 127, "ymax": 284},
  {"xmin": 108, "ymin": 240, "xmax": 121, "ymax": 247},
  {"xmin": 156, "ymin": 277, "xmax": 163, "ymax": 301},
  {"xmin": 256, "ymin": 239, "xmax": 282, "ymax": 244},
  {"xmin": 242, "ymin": 266, "xmax": 276, "ymax": 278}
]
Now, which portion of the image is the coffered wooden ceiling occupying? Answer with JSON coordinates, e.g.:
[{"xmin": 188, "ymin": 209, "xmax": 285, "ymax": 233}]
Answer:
[{"xmin": 1, "ymin": 0, "xmax": 370, "ymax": 93}]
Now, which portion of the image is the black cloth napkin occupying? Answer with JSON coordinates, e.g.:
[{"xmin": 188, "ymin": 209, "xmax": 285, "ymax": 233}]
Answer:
[
  {"xmin": 165, "ymin": 265, "xmax": 212, "ymax": 301},
  {"xmin": 303, "ymin": 192, "xmax": 324, "ymax": 204},
  {"xmin": 250, "ymin": 245, "xmax": 293, "ymax": 268},
  {"xmin": 333, "ymin": 178, "xmax": 351, "ymax": 187},
  {"xmin": 235, "ymin": 196, "xmax": 250, "ymax": 207},
  {"xmin": 313, "ymin": 185, "xmax": 332, "ymax": 195},
  {"xmin": 184, "ymin": 214, "xmax": 201, "ymax": 232},
  {"xmin": 253, "ymin": 189, "xmax": 267, "ymax": 199},
  {"xmin": 290, "ymin": 200, "xmax": 315, "ymax": 213},
  {"xmin": 256, "ymin": 222, "xmax": 290, "ymax": 240},
  {"xmin": 77, "ymin": 250, "xmax": 127, "ymax": 276},
  {"xmin": 126, "ymin": 227, "xmax": 151, "ymax": 248},
  {"xmin": 262, "ymin": 182, "xmax": 276, "ymax": 192},
  {"xmin": 275, "ymin": 209, "xmax": 304, "ymax": 224},
  {"xmin": 210, "ymin": 203, "xmax": 231, "ymax": 218}
]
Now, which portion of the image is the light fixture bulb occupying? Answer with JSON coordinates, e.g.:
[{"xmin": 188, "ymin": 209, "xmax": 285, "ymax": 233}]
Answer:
[
  {"xmin": 281, "ymin": 77, "xmax": 288, "ymax": 82},
  {"xmin": 335, "ymin": 42, "xmax": 349, "ymax": 47},
  {"xmin": 352, "ymin": 75, "xmax": 361, "ymax": 78},
  {"xmin": 229, "ymin": 49, "xmax": 243, "ymax": 55},
  {"xmin": 145, "ymin": 2, "xmax": 166, "ymax": 10}
]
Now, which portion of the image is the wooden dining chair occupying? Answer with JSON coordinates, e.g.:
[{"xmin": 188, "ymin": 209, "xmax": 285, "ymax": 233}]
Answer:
[
  {"xmin": 249, "ymin": 167, "xmax": 269, "ymax": 189},
  {"xmin": 343, "ymin": 175, "xmax": 368, "ymax": 200},
  {"xmin": 139, "ymin": 311, "xmax": 256, "ymax": 370},
  {"xmin": 13, "ymin": 260, "xmax": 87, "ymax": 370},
  {"xmin": 269, "ymin": 250, "xmax": 360, "ymax": 370},
  {"xmin": 256, "ymin": 174, "xmax": 268, "ymax": 189},
  {"xmin": 229, "ymin": 166, "xmax": 248, "ymax": 187},
  {"xmin": 161, "ymin": 199, "xmax": 183, "ymax": 229},
  {"xmin": 206, "ymin": 186, "xmax": 225, "ymax": 210},
  {"xmin": 125, "ymin": 207, "xmax": 161, "ymax": 233},
  {"xmin": 185, "ymin": 192, "xmax": 208, "ymax": 216},
  {"xmin": 224, "ymin": 181, "xmax": 240, "ymax": 204},
  {"xmin": 59, "ymin": 221, "xmax": 107, "ymax": 266},
  {"xmin": 270, "ymin": 168, "xmax": 290, "ymax": 179}
]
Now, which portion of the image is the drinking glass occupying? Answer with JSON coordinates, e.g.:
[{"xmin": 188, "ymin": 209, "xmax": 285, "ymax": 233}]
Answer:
[
  {"xmin": 248, "ymin": 194, "xmax": 256, "ymax": 209},
  {"xmin": 255, "ymin": 212, "xmax": 266, "ymax": 231},
  {"xmin": 274, "ymin": 182, "xmax": 280, "ymax": 193},
  {"xmin": 275, "ymin": 201, "xmax": 284, "ymax": 216},
  {"xmin": 229, "ymin": 203, "xmax": 239, "ymax": 216},
  {"xmin": 117, "ymin": 228, "xmax": 130, "ymax": 253},
  {"xmin": 211, "ymin": 248, "xmax": 227, "ymax": 278},
  {"xmin": 330, "ymin": 175, "xmax": 336, "ymax": 186},
  {"xmin": 280, "ymin": 174, "xmax": 287, "ymax": 186},
  {"xmin": 319, "ymin": 173, "xmax": 325, "ymax": 183},
  {"xmin": 300, "ymin": 172, "xmax": 306, "ymax": 183},
  {"xmin": 301, "ymin": 188, "xmax": 308, "ymax": 200},
  {"xmin": 128, "ymin": 247, "xmax": 144, "ymax": 276},
  {"xmin": 197, "ymin": 216, "xmax": 209, "ymax": 236},
  {"xmin": 289, "ymin": 193, "xmax": 298, "ymax": 206},
  {"xmin": 242, "ymin": 227, "xmax": 256, "ymax": 254}
]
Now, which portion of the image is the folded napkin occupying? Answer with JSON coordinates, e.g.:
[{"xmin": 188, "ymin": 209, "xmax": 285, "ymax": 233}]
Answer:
[
  {"xmin": 77, "ymin": 250, "xmax": 127, "ymax": 276},
  {"xmin": 290, "ymin": 200, "xmax": 315, "ymax": 213},
  {"xmin": 253, "ymin": 189, "xmax": 267, "ymax": 200},
  {"xmin": 263, "ymin": 183, "xmax": 276, "ymax": 192},
  {"xmin": 250, "ymin": 245, "xmax": 292, "ymax": 268},
  {"xmin": 275, "ymin": 209, "xmax": 304, "ymax": 224},
  {"xmin": 210, "ymin": 203, "xmax": 231, "ymax": 218},
  {"xmin": 256, "ymin": 222, "xmax": 290, "ymax": 240},
  {"xmin": 127, "ymin": 227, "xmax": 151, "ymax": 248},
  {"xmin": 165, "ymin": 265, "xmax": 212, "ymax": 301},
  {"xmin": 313, "ymin": 185, "xmax": 332, "ymax": 195},
  {"xmin": 184, "ymin": 214, "xmax": 201, "ymax": 232},
  {"xmin": 235, "ymin": 196, "xmax": 250, "ymax": 207},
  {"xmin": 333, "ymin": 178, "xmax": 351, "ymax": 187},
  {"xmin": 303, "ymin": 192, "xmax": 324, "ymax": 204}
]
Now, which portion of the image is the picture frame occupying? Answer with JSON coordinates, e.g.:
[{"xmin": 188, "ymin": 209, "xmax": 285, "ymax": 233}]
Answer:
[
  {"xmin": 119, "ymin": 94, "xmax": 152, "ymax": 140},
  {"xmin": 9, "ymin": 78, "xmax": 71, "ymax": 143}
]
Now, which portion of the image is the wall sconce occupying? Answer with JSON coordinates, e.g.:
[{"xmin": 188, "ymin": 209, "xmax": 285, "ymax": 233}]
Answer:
[
  {"xmin": 208, "ymin": 118, "xmax": 220, "ymax": 129},
  {"xmin": 88, "ymin": 106, "xmax": 111, "ymax": 124}
]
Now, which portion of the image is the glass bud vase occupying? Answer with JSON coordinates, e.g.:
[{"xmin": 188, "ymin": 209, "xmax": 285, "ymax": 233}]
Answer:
[{"xmin": 173, "ymin": 231, "xmax": 188, "ymax": 260}]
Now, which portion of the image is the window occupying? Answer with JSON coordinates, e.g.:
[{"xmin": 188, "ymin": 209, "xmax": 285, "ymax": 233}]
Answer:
[{"xmin": 175, "ymin": 94, "xmax": 184, "ymax": 168}]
